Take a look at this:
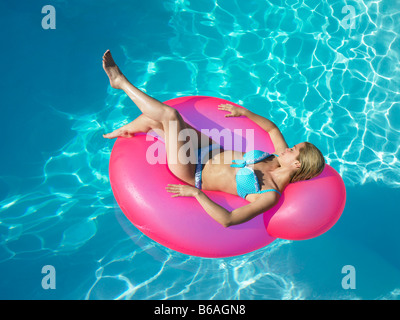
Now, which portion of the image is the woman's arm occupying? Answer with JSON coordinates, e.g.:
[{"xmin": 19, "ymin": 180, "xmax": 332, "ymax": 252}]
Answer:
[
  {"xmin": 243, "ymin": 109, "xmax": 279, "ymax": 133},
  {"xmin": 218, "ymin": 104, "xmax": 289, "ymax": 152},
  {"xmin": 166, "ymin": 184, "xmax": 280, "ymax": 227},
  {"xmin": 193, "ymin": 191, "xmax": 232, "ymax": 227},
  {"xmin": 218, "ymin": 104, "xmax": 277, "ymax": 132},
  {"xmin": 195, "ymin": 191, "xmax": 279, "ymax": 227}
]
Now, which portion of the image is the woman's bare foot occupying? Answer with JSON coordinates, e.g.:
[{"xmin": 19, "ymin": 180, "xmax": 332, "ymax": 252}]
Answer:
[
  {"xmin": 103, "ymin": 122, "xmax": 136, "ymax": 139},
  {"xmin": 103, "ymin": 115, "xmax": 163, "ymax": 139},
  {"xmin": 102, "ymin": 50, "xmax": 126, "ymax": 89}
]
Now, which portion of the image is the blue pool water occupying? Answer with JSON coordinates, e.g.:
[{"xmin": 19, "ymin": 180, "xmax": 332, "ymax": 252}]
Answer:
[{"xmin": 1, "ymin": 0, "xmax": 400, "ymax": 299}]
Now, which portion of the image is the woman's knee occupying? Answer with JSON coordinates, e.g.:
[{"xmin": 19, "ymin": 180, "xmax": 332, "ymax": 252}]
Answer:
[{"xmin": 162, "ymin": 107, "xmax": 181, "ymax": 123}]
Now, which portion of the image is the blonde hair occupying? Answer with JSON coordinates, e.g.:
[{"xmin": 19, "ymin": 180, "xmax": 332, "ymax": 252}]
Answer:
[{"xmin": 290, "ymin": 142, "xmax": 325, "ymax": 183}]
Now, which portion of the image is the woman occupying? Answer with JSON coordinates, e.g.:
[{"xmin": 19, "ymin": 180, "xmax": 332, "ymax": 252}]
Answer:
[{"xmin": 102, "ymin": 50, "xmax": 325, "ymax": 228}]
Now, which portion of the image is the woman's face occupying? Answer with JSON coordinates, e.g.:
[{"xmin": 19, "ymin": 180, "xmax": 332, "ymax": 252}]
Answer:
[{"xmin": 279, "ymin": 142, "xmax": 306, "ymax": 167}]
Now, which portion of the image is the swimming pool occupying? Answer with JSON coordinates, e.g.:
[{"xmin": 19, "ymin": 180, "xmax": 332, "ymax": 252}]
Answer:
[{"xmin": 1, "ymin": 0, "xmax": 399, "ymax": 299}]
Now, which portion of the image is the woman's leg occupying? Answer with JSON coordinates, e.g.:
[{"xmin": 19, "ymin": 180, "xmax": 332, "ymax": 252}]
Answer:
[
  {"xmin": 102, "ymin": 50, "xmax": 175, "ymax": 122},
  {"xmin": 102, "ymin": 50, "xmax": 202, "ymax": 185},
  {"xmin": 103, "ymin": 114, "xmax": 162, "ymax": 139},
  {"xmin": 102, "ymin": 50, "xmax": 219, "ymax": 145}
]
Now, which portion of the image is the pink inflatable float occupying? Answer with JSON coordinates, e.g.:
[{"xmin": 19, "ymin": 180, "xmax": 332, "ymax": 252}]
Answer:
[{"xmin": 109, "ymin": 96, "xmax": 346, "ymax": 258}]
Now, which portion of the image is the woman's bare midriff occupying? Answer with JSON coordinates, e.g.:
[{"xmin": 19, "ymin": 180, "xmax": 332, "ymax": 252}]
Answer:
[
  {"xmin": 201, "ymin": 149, "xmax": 281, "ymax": 200},
  {"xmin": 201, "ymin": 149, "xmax": 241, "ymax": 195}
]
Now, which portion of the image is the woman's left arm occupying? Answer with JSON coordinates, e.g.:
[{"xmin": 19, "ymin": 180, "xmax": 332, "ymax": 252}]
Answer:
[{"xmin": 166, "ymin": 184, "xmax": 280, "ymax": 227}]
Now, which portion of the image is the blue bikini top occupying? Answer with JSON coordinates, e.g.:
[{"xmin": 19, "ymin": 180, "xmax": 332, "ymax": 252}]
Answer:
[{"xmin": 231, "ymin": 150, "xmax": 282, "ymax": 199}]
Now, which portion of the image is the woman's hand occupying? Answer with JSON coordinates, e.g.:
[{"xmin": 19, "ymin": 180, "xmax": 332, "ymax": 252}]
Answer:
[
  {"xmin": 166, "ymin": 184, "xmax": 201, "ymax": 198},
  {"xmin": 218, "ymin": 104, "xmax": 247, "ymax": 117}
]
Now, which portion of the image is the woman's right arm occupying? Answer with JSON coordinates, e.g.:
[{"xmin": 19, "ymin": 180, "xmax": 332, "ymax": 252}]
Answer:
[
  {"xmin": 242, "ymin": 109, "xmax": 279, "ymax": 132},
  {"xmin": 218, "ymin": 104, "xmax": 289, "ymax": 152},
  {"xmin": 218, "ymin": 104, "xmax": 277, "ymax": 132}
]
